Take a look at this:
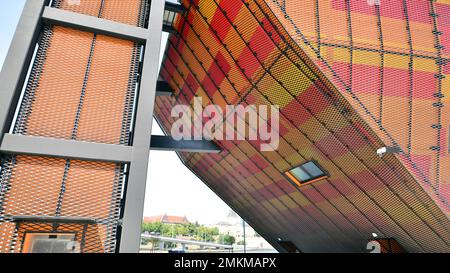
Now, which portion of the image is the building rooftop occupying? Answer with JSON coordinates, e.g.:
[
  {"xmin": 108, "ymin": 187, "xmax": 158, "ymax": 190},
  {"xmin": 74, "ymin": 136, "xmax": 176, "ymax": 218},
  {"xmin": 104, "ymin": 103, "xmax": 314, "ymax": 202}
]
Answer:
[{"xmin": 143, "ymin": 214, "xmax": 190, "ymax": 225}]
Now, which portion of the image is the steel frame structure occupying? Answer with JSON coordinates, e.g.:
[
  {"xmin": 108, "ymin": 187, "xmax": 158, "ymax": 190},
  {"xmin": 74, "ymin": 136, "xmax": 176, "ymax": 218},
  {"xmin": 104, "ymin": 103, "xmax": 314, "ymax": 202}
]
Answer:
[{"xmin": 0, "ymin": 0, "xmax": 165, "ymax": 253}]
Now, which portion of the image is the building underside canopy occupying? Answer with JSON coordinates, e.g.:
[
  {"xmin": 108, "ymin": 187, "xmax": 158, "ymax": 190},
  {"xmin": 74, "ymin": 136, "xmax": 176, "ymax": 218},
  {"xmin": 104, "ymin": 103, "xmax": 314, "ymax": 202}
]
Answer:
[{"xmin": 155, "ymin": 0, "xmax": 450, "ymax": 253}]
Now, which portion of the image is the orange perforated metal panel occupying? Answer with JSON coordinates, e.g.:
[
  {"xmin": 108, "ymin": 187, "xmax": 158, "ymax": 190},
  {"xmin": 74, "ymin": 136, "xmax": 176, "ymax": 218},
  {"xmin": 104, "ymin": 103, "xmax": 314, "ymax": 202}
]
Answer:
[
  {"xmin": 52, "ymin": 0, "xmax": 147, "ymax": 27},
  {"xmin": 0, "ymin": 156, "xmax": 125, "ymax": 253},
  {"xmin": 14, "ymin": 26, "xmax": 140, "ymax": 145},
  {"xmin": 15, "ymin": 222, "xmax": 103, "ymax": 253},
  {"xmin": 0, "ymin": 0, "xmax": 148, "ymax": 253}
]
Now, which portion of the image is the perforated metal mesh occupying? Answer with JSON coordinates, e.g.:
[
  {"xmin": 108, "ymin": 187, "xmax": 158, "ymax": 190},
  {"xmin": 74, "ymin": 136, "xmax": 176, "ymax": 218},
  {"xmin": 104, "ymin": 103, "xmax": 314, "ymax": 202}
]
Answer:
[
  {"xmin": 9, "ymin": 222, "xmax": 105, "ymax": 253},
  {"xmin": 154, "ymin": 0, "xmax": 450, "ymax": 252},
  {"xmin": 52, "ymin": 0, "xmax": 149, "ymax": 27},
  {"xmin": 0, "ymin": 0, "xmax": 148, "ymax": 253},
  {"xmin": 0, "ymin": 155, "xmax": 124, "ymax": 253},
  {"xmin": 14, "ymin": 26, "xmax": 141, "ymax": 145},
  {"xmin": 265, "ymin": 0, "xmax": 450, "ymax": 216}
]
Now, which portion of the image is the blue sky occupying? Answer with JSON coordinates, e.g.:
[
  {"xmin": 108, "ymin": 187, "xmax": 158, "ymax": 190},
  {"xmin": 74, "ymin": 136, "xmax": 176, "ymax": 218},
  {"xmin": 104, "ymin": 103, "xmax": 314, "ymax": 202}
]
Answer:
[
  {"xmin": 0, "ymin": 1, "xmax": 233, "ymax": 225},
  {"xmin": 0, "ymin": 1, "xmax": 25, "ymax": 66}
]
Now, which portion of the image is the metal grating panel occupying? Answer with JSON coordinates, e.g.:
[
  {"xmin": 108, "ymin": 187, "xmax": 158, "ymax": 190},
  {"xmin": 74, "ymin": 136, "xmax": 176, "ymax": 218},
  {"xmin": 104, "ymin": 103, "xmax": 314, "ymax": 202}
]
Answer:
[
  {"xmin": 14, "ymin": 26, "xmax": 141, "ymax": 146},
  {"xmin": 52, "ymin": 0, "xmax": 149, "ymax": 27},
  {"xmin": 0, "ymin": 0, "xmax": 148, "ymax": 253},
  {"xmin": 154, "ymin": 0, "xmax": 450, "ymax": 253},
  {"xmin": 0, "ymin": 155, "xmax": 124, "ymax": 253},
  {"xmin": 11, "ymin": 222, "xmax": 103, "ymax": 253},
  {"xmin": 265, "ymin": 0, "xmax": 450, "ymax": 216}
]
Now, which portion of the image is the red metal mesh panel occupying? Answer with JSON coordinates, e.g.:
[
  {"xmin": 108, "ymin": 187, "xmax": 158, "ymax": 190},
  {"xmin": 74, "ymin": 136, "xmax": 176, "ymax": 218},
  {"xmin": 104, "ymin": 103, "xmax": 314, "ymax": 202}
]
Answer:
[
  {"xmin": 52, "ymin": 0, "xmax": 102, "ymax": 17},
  {"xmin": 60, "ymin": 160, "xmax": 122, "ymax": 220},
  {"xmin": 102, "ymin": 0, "xmax": 146, "ymax": 26},
  {"xmin": 14, "ymin": 27, "xmax": 93, "ymax": 140},
  {"xmin": 0, "ymin": 222, "xmax": 15, "ymax": 253},
  {"xmin": 1, "ymin": 156, "xmax": 65, "ymax": 217},
  {"xmin": 75, "ymin": 35, "xmax": 139, "ymax": 144}
]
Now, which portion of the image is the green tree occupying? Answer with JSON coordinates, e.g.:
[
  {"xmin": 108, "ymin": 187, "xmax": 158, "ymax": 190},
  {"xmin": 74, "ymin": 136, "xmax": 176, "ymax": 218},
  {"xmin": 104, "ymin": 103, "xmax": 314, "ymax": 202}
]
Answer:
[
  {"xmin": 218, "ymin": 234, "xmax": 236, "ymax": 245},
  {"xmin": 142, "ymin": 221, "xmax": 163, "ymax": 234},
  {"xmin": 142, "ymin": 222, "xmax": 231, "ymax": 244}
]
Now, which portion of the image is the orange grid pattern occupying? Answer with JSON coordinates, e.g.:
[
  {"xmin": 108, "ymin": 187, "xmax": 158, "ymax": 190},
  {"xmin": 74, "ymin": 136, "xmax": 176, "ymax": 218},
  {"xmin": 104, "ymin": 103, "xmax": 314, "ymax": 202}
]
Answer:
[
  {"xmin": 52, "ymin": 0, "xmax": 147, "ymax": 27},
  {"xmin": 0, "ymin": 0, "xmax": 147, "ymax": 253},
  {"xmin": 12, "ymin": 222, "xmax": 104, "ymax": 253}
]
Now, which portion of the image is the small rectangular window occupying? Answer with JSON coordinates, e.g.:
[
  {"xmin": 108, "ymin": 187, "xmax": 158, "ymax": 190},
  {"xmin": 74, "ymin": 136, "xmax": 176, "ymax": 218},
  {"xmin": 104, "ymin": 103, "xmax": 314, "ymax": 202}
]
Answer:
[
  {"xmin": 22, "ymin": 233, "xmax": 79, "ymax": 253},
  {"xmin": 285, "ymin": 161, "xmax": 327, "ymax": 187}
]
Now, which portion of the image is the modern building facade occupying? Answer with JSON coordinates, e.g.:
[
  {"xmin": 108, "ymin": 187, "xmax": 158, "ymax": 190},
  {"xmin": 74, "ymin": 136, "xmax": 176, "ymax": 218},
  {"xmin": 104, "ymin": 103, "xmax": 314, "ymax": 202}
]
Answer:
[
  {"xmin": 155, "ymin": 0, "xmax": 450, "ymax": 253},
  {"xmin": 0, "ymin": 0, "xmax": 449, "ymax": 253}
]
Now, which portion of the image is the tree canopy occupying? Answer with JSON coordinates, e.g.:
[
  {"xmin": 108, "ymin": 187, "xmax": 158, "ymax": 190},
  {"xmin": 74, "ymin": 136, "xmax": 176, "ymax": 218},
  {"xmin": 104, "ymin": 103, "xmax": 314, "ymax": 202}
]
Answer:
[{"xmin": 142, "ymin": 222, "xmax": 226, "ymax": 243}]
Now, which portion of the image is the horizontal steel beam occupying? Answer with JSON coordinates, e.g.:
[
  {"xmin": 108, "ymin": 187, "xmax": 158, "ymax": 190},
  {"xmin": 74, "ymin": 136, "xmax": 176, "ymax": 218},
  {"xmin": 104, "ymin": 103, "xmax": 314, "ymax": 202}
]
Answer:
[
  {"xmin": 162, "ymin": 24, "xmax": 177, "ymax": 34},
  {"xmin": 165, "ymin": 2, "xmax": 185, "ymax": 13},
  {"xmin": 150, "ymin": 135, "xmax": 221, "ymax": 153},
  {"xmin": 12, "ymin": 216, "xmax": 97, "ymax": 224},
  {"xmin": 42, "ymin": 7, "xmax": 148, "ymax": 43},
  {"xmin": 156, "ymin": 80, "xmax": 173, "ymax": 96},
  {"xmin": 0, "ymin": 134, "xmax": 133, "ymax": 163}
]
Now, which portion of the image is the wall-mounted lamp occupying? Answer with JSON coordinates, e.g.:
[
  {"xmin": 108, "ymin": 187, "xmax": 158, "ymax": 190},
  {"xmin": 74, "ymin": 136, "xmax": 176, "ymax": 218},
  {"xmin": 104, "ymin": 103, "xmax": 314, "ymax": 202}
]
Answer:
[{"xmin": 377, "ymin": 146, "xmax": 401, "ymax": 157}]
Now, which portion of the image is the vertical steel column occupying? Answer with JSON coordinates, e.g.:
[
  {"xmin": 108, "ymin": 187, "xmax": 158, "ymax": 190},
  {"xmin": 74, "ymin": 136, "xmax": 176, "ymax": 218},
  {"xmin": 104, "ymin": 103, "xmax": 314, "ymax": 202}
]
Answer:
[
  {"xmin": 119, "ymin": 0, "xmax": 166, "ymax": 253},
  {"xmin": 0, "ymin": 0, "xmax": 49, "ymax": 143}
]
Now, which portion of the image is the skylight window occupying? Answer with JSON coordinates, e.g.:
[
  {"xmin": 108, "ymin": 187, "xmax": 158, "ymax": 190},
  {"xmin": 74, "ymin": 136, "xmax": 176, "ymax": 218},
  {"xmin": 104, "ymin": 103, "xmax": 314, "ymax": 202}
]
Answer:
[{"xmin": 285, "ymin": 161, "xmax": 327, "ymax": 186}]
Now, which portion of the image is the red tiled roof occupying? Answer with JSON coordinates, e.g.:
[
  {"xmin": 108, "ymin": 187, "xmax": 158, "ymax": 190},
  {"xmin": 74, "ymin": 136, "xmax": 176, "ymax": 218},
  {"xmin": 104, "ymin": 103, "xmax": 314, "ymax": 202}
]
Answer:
[{"xmin": 143, "ymin": 214, "xmax": 190, "ymax": 225}]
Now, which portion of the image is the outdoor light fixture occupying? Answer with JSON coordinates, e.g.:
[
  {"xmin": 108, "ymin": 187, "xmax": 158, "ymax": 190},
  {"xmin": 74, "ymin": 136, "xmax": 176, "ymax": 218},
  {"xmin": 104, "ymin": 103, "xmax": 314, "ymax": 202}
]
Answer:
[{"xmin": 376, "ymin": 147, "xmax": 402, "ymax": 157}]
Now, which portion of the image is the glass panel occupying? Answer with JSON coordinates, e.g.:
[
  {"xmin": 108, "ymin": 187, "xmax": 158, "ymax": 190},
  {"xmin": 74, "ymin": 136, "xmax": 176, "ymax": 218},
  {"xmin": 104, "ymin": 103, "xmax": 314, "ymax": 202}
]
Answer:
[
  {"xmin": 290, "ymin": 167, "xmax": 311, "ymax": 182},
  {"xmin": 302, "ymin": 162, "xmax": 325, "ymax": 178},
  {"xmin": 23, "ymin": 233, "xmax": 79, "ymax": 253}
]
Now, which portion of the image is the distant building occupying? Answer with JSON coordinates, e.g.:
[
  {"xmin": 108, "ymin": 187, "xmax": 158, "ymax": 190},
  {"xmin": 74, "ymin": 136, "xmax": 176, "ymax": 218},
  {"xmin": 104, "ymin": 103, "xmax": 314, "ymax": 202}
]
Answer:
[
  {"xmin": 213, "ymin": 211, "xmax": 257, "ymax": 239},
  {"xmin": 210, "ymin": 211, "xmax": 272, "ymax": 249},
  {"xmin": 143, "ymin": 214, "xmax": 190, "ymax": 225}
]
